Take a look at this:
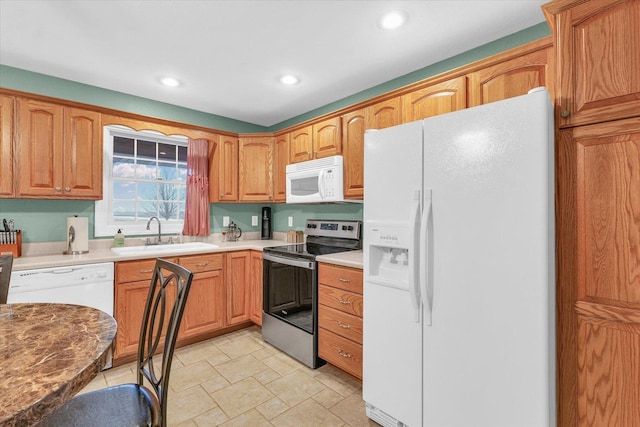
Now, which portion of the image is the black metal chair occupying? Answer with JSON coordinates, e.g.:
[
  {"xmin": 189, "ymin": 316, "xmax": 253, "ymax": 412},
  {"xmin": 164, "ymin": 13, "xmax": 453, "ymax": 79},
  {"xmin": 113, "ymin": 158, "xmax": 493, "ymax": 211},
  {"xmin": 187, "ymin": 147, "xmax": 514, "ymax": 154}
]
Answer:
[
  {"xmin": 0, "ymin": 254, "xmax": 14, "ymax": 304},
  {"xmin": 38, "ymin": 258, "xmax": 194, "ymax": 427}
]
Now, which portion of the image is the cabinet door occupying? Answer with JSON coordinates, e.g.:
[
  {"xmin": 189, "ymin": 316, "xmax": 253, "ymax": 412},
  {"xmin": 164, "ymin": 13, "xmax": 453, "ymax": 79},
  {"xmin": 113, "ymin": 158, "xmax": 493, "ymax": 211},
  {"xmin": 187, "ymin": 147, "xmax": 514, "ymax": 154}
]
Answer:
[
  {"xmin": 16, "ymin": 98, "xmax": 64, "ymax": 197},
  {"xmin": 544, "ymin": 0, "xmax": 640, "ymax": 127},
  {"xmin": 179, "ymin": 269, "xmax": 225, "ymax": 339},
  {"xmin": 312, "ymin": 116, "xmax": 341, "ymax": 158},
  {"xmin": 402, "ymin": 76, "xmax": 467, "ymax": 122},
  {"xmin": 467, "ymin": 48, "xmax": 550, "ymax": 107},
  {"xmin": 218, "ymin": 135, "xmax": 239, "ymax": 201},
  {"xmin": 225, "ymin": 251, "xmax": 251, "ymax": 326},
  {"xmin": 289, "ymin": 126, "xmax": 313, "ymax": 163},
  {"xmin": 0, "ymin": 95, "xmax": 14, "ymax": 197},
  {"xmin": 114, "ymin": 279, "xmax": 151, "ymax": 359},
  {"xmin": 249, "ymin": 251, "xmax": 263, "ymax": 325},
  {"xmin": 366, "ymin": 97, "xmax": 401, "ymax": 130},
  {"xmin": 239, "ymin": 136, "xmax": 273, "ymax": 201},
  {"xmin": 63, "ymin": 107, "xmax": 102, "ymax": 198},
  {"xmin": 273, "ymin": 133, "xmax": 289, "ymax": 202},
  {"xmin": 557, "ymin": 117, "xmax": 640, "ymax": 427},
  {"xmin": 342, "ymin": 109, "xmax": 365, "ymax": 199}
]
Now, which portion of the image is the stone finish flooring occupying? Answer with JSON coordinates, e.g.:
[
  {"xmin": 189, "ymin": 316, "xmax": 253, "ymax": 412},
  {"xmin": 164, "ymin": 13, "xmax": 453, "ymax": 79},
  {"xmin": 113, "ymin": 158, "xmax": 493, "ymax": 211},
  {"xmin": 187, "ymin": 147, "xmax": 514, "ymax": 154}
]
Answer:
[{"xmin": 83, "ymin": 326, "xmax": 380, "ymax": 426}]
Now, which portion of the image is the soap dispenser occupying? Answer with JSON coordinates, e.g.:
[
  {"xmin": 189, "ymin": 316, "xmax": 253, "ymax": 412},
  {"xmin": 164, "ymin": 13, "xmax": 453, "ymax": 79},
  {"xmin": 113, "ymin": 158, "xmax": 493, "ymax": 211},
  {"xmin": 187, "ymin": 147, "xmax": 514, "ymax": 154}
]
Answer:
[{"xmin": 113, "ymin": 229, "xmax": 125, "ymax": 247}]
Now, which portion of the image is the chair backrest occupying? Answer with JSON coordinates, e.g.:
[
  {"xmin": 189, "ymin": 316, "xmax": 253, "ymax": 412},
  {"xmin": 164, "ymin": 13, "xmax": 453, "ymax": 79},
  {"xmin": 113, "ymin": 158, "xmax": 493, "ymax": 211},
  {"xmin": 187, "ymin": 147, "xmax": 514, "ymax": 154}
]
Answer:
[
  {"xmin": 0, "ymin": 255, "xmax": 14, "ymax": 304},
  {"xmin": 136, "ymin": 258, "xmax": 193, "ymax": 427}
]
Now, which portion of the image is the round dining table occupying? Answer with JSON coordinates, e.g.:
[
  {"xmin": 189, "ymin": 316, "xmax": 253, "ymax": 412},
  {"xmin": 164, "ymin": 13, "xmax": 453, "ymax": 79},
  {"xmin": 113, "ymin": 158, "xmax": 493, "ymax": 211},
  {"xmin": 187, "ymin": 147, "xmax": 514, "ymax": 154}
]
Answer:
[{"xmin": 0, "ymin": 303, "xmax": 117, "ymax": 426}]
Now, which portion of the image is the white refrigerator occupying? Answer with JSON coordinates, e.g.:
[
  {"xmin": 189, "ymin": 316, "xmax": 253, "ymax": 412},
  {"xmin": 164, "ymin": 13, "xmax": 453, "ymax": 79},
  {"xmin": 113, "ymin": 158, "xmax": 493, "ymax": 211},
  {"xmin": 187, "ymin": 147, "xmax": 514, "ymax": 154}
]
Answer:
[{"xmin": 363, "ymin": 88, "xmax": 555, "ymax": 427}]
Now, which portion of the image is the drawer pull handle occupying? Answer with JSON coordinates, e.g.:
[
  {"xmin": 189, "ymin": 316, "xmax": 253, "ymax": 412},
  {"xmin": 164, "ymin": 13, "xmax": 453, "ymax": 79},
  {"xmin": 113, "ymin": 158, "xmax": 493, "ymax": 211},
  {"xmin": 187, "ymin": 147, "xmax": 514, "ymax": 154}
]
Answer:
[
  {"xmin": 338, "ymin": 299, "xmax": 351, "ymax": 305},
  {"xmin": 337, "ymin": 322, "xmax": 351, "ymax": 329},
  {"xmin": 338, "ymin": 349, "xmax": 352, "ymax": 358},
  {"xmin": 139, "ymin": 269, "xmax": 153, "ymax": 273},
  {"xmin": 338, "ymin": 278, "xmax": 351, "ymax": 283},
  {"xmin": 195, "ymin": 262, "xmax": 210, "ymax": 267}
]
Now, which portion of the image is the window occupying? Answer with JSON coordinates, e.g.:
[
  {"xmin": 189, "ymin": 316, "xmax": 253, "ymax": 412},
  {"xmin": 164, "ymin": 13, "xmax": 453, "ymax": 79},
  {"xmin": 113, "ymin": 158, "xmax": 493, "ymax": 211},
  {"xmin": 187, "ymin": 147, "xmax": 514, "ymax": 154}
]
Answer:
[{"xmin": 95, "ymin": 126, "xmax": 188, "ymax": 237}]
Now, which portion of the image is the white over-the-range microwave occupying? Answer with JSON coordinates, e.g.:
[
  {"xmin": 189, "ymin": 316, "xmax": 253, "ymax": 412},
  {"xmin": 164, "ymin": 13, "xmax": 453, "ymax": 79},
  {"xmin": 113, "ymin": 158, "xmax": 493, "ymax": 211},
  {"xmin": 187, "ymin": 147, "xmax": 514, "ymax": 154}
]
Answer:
[{"xmin": 286, "ymin": 155, "xmax": 361, "ymax": 204}]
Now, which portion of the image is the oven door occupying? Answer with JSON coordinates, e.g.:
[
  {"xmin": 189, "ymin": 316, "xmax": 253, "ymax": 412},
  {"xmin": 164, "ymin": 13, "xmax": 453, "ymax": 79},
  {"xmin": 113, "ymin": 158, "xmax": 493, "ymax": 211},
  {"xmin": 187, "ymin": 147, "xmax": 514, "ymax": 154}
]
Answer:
[{"xmin": 263, "ymin": 252, "xmax": 317, "ymax": 334}]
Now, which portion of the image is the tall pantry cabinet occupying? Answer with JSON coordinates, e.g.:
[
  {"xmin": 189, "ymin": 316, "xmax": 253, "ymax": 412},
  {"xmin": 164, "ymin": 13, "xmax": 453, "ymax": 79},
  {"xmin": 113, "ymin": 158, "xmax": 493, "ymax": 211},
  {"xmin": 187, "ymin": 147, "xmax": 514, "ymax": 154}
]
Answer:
[{"xmin": 543, "ymin": 1, "xmax": 640, "ymax": 426}]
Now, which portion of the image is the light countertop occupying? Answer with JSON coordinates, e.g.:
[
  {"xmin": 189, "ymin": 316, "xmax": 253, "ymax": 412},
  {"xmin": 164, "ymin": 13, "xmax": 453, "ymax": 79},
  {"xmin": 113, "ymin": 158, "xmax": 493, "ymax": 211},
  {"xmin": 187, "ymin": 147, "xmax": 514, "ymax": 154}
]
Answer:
[
  {"xmin": 13, "ymin": 239, "xmax": 363, "ymax": 271},
  {"xmin": 317, "ymin": 250, "xmax": 363, "ymax": 269}
]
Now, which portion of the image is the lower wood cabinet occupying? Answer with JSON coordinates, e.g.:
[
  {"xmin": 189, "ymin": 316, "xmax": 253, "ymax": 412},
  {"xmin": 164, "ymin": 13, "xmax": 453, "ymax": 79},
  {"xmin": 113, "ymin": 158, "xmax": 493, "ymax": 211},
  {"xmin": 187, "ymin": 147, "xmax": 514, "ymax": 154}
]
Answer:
[
  {"xmin": 114, "ymin": 258, "xmax": 176, "ymax": 359},
  {"xmin": 225, "ymin": 250, "xmax": 251, "ymax": 326},
  {"xmin": 178, "ymin": 254, "xmax": 225, "ymax": 340},
  {"xmin": 249, "ymin": 251, "xmax": 263, "ymax": 325},
  {"xmin": 318, "ymin": 263, "xmax": 363, "ymax": 379},
  {"xmin": 114, "ymin": 251, "xmax": 265, "ymax": 362}
]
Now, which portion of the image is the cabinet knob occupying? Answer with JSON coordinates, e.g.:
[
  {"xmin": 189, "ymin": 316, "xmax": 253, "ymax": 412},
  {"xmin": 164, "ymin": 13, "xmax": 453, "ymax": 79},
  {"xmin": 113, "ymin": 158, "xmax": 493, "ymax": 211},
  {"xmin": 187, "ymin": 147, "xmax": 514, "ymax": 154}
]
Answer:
[
  {"xmin": 65, "ymin": 186, "xmax": 71, "ymax": 192},
  {"xmin": 55, "ymin": 186, "xmax": 62, "ymax": 192},
  {"xmin": 560, "ymin": 109, "xmax": 570, "ymax": 118}
]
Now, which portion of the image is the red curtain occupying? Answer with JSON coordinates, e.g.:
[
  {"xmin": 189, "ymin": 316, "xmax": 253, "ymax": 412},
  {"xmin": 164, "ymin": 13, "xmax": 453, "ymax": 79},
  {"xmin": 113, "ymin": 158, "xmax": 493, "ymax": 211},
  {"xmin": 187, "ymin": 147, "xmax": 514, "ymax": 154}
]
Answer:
[{"xmin": 182, "ymin": 139, "xmax": 210, "ymax": 236}]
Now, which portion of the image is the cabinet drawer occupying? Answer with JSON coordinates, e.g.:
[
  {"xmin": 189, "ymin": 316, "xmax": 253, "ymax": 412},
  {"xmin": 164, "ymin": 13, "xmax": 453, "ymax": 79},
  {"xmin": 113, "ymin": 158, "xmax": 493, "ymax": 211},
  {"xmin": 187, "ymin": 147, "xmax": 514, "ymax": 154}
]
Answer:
[
  {"xmin": 319, "ymin": 284, "xmax": 363, "ymax": 317},
  {"xmin": 179, "ymin": 253, "xmax": 223, "ymax": 273},
  {"xmin": 318, "ymin": 328, "xmax": 363, "ymax": 379},
  {"xmin": 318, "ymin": 263, "xmax": 362, "ymax": 294},
  {"xmin": 116, "ymin": 259, "xmax": 158, "ymax": 283},
  {"xmin": 318, "ymin": 304, "xmax": 362, "ymax": 344}
]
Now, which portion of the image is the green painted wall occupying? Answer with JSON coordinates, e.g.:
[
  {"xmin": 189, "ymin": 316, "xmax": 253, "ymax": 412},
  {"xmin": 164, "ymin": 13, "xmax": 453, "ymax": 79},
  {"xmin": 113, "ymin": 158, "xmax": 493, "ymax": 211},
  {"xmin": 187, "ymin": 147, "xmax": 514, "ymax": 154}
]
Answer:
[
  {"xmin": 0, "ymin": 65, "xmax": 267, "ymax": 134},
  {"xmin": 0, "ymin": 21, "xmax": 548, "ymax": 244}
]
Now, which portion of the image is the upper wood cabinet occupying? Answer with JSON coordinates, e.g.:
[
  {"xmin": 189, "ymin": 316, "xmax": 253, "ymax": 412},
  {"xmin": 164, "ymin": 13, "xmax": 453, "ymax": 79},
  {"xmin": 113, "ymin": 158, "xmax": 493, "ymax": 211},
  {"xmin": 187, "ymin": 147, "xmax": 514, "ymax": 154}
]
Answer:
[
  {"xmin": 289, "ymin": 125, "xmax": 313, "ymax": 163},
  {"xmin": 342, "ymin": 109, "xmax": 365, "ymax": 199},
  {"xmin": 217, "ymin": 135, "xmax": 239, "ymax": 201},
  {"xmin": 239, "ymin": 136, "xmax": 273, "ymax": 202},
  {"xmin": 0, "ymin": 95, "xmax": 14, "ymax": 197},
  {"xmin": 366, "ymin": 97, "xmax": 402, "ymax": 130},
  {"xmin": 467, "ymin": 47, "xmax": 551, "ymax": 107},
  {"xmin": 290, "ymin": 117, "xmax": 342, "ymax": 163},
  {"xmin": 273, "ymin": 132, "xmax": 289, "ymax": 202},
  {"xmin": 312, "ymin": 117, "xmax": 342, "ymax": 158},
  {"xmin": 402, "ymin": 76, "xmax": 467, "ymax": 122},
  {"xmin": 15, "ymin": 98, "xmax": 102, "ymax": 199},
  {"xmin": 543, "ymin": 0, "xmax": 640, "ymax": 127}
]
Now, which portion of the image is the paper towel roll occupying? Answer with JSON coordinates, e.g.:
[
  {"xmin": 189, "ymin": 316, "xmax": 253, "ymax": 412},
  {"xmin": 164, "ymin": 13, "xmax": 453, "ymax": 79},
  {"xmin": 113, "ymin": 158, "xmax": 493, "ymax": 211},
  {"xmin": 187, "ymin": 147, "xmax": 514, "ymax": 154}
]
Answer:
[{"xmin": 66, "ymin": 216, "xmax": 89, "ymax": 254}]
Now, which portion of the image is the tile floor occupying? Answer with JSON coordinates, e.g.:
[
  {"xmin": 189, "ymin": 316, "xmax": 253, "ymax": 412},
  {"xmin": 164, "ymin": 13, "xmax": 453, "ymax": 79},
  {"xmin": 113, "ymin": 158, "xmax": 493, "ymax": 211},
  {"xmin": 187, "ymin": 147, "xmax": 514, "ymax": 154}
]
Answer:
[{"xmin": 83, "ymin": 326, "xmax": 380, "ymax": 426}]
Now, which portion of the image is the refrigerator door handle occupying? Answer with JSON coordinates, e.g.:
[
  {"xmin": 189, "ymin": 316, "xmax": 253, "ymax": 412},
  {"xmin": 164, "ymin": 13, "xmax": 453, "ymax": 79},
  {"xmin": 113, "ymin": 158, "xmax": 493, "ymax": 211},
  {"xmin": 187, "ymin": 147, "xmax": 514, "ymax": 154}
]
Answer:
[
  {"xmin": 420, "ymin": 189, "xmax": 433, "ymax": 326},
  {"xmin": 409, "ymin": 190, "xmax": 421, "ymax": 323}
]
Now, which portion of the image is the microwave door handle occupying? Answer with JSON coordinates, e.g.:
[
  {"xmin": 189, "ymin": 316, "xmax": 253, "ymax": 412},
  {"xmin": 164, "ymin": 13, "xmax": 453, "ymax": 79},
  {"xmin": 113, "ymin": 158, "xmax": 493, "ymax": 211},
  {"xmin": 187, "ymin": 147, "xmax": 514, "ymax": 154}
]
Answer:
[{"xmin": 318, "ymin": 169, "xmax": 325, "ymax": 199}]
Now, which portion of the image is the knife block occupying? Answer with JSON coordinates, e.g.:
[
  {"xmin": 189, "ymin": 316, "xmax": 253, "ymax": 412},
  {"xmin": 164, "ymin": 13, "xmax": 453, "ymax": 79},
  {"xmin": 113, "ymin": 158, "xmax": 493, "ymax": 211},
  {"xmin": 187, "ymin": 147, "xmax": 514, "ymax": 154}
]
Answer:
[{"xmin": 0, "ymin": 230, "xmax": 22, "ymax": 257}]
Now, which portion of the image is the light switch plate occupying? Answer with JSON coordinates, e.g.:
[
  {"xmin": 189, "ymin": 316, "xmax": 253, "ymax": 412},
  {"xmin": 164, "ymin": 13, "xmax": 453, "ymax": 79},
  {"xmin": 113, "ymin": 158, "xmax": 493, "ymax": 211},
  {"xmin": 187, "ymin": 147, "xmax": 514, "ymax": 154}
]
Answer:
[
  {"xmin": 252, "ymin": 216, "xmax": 258, "ymax": 226},
  {"xmin": 288, "ymin": 216, "xmax": 293, "ymax": 227},
  {"xmin": 223, "ymin": 216, "xmax": 230, "ymax": 227}
]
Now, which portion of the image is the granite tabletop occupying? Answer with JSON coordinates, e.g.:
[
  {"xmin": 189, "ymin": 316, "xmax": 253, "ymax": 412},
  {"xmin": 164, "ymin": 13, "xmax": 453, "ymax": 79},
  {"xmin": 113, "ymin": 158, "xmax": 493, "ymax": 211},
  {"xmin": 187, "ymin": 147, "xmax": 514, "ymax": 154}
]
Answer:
[{"xmin": 0, "ymin": 303, "xmax": 117, "ymax": 426}]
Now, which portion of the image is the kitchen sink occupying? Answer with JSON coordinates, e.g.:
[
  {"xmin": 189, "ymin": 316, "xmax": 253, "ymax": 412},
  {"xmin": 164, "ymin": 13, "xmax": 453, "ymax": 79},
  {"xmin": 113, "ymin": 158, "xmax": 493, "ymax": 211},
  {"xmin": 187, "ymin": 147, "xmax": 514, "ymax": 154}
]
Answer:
[{"xmin": 110, "ymin": 242, "xmax": 218, "ymax": 257}]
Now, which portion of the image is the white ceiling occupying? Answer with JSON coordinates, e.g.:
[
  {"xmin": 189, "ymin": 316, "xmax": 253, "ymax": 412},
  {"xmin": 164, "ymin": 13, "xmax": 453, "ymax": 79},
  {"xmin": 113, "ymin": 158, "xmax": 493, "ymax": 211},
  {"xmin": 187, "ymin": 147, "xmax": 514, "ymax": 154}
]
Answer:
[{"xmin": 0, "ymin": 1, "xmax": 547, "ymax": 127}]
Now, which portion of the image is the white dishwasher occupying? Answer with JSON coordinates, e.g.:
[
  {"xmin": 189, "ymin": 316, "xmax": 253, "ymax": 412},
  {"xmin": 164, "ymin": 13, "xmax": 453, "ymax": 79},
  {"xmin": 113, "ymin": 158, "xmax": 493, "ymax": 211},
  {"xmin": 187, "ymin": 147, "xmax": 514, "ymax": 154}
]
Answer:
[{"xmin": 8, "ymin": 262, "xmax": 114, "ymax": 316}]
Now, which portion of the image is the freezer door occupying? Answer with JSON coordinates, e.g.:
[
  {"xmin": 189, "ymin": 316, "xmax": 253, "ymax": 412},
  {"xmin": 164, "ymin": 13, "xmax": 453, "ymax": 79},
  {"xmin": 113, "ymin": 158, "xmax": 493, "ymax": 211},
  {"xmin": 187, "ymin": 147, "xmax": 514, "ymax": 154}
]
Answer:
[
  {"xmin": 363, "ymin": 121, "xmax": 423, "ymax": 427},
  {"xmin": 421, "ymin": 89, "xmax": 555, "ymax": 426}
]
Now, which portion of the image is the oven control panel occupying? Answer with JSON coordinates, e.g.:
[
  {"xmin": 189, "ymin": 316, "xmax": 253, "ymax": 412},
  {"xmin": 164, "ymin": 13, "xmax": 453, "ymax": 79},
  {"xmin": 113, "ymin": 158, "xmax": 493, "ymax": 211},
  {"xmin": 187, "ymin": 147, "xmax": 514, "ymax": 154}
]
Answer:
[{"xmin": 305, "ymin": 219, "xmax": 361, "ymax": 240}]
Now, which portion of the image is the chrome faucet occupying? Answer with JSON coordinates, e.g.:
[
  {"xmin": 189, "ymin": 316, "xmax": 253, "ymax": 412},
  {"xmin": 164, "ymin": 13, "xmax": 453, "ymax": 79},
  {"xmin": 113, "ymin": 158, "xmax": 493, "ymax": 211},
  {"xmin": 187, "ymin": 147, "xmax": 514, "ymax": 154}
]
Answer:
[{"xmin": 146, "ymin": 216, "xmax": 163, "ymax": 245}]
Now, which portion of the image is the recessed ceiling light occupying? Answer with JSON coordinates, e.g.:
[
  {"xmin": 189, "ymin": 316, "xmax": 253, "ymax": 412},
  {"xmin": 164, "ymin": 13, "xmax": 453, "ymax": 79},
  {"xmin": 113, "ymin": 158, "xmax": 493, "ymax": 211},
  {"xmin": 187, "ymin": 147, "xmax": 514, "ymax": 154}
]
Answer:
[
  {"xmin": 379, "ymin": 10, "xmax": 408, "ymax": 30},
  {"xmin": 280, "ymin": 74, "xmax": 299, "ymax": 85},
  {"xmin": 160, "ymin": 76, "xmax": 181, "ymax": 87}
]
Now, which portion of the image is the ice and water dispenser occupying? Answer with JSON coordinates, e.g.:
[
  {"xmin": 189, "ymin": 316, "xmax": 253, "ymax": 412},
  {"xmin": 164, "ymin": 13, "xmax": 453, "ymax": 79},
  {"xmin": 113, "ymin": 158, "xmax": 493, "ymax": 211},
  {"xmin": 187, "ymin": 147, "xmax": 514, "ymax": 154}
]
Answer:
[{"xmin": 366, "ymin": 222, "xmax": 412, "ymax": 290}]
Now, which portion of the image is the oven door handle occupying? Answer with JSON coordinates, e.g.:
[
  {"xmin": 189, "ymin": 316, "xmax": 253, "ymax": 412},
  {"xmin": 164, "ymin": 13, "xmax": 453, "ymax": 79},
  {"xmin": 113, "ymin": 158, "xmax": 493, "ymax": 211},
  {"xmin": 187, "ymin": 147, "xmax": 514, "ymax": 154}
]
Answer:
[{"xmin": 263, "ymin": 252, "xmax": 316, "ymax": 270}]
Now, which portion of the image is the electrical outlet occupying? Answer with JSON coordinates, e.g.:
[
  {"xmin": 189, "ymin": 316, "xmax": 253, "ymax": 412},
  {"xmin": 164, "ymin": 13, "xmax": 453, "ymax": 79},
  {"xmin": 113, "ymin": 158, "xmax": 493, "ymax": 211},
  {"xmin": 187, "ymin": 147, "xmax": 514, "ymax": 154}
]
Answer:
[
  {"xmin": 252, "ymin": 215, "xmax": 258, "ymax": 226},
  {"xmin": 288, "ymin": 216, "xmax": 293, "ymax": 227},
  {"xmin": 223, "ymin": 216, "xmax": 230, "ymax": 227}
]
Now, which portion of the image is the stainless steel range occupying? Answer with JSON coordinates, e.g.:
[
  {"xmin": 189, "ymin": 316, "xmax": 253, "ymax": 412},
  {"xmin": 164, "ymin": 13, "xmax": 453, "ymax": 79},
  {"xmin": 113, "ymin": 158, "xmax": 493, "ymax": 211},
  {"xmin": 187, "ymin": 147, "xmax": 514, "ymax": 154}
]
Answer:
[{"xmin": 262, "ymin": 219, "xmax": 362, "ymax": 368}]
